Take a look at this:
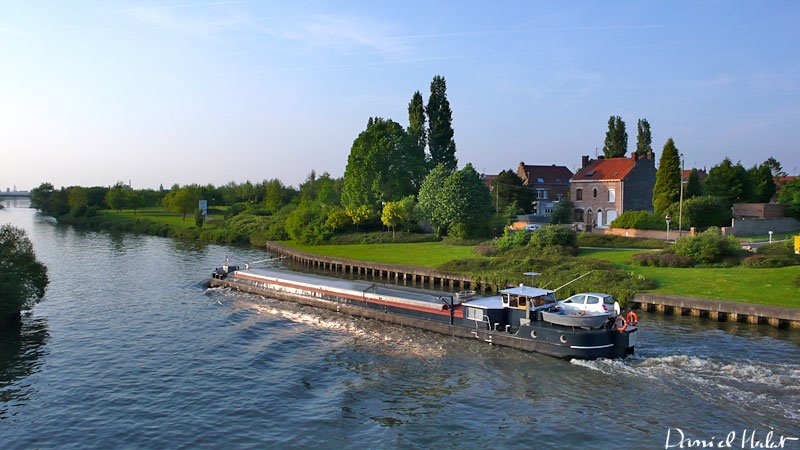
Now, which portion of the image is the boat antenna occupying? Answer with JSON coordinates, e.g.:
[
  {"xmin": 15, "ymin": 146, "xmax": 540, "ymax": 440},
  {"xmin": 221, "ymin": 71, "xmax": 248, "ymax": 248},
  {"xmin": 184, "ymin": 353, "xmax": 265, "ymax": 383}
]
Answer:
[
  {"xmin": 553, "ymin": 271, "xmax": 594, "ymax": 292},
  {"xmin": 243, "ymin": 256, "xmax": 285, "ymax": 269},
  {"xmin": 522, "ymin": 271, "xmax": 540, "ymax": 286}
]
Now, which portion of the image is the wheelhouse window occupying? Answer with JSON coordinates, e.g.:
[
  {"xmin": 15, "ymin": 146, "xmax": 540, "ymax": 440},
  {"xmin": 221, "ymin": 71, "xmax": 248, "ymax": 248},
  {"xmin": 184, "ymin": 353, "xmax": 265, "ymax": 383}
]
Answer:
[
  {"xmin": 576, "ymin": 189, "xmax": 583, "ymax": 200},
  {"xmin": 466, "ymin": 307, "xmax": 484, "ymax": 321},
  {"xmin": 518, "ymin": 297, "xmax": 527, "ymax": 307}
]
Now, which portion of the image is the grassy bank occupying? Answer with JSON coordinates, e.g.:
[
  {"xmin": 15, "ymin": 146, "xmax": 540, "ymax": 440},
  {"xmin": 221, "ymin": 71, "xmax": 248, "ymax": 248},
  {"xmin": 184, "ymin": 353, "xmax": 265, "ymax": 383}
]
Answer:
[
  {"xmin": 57, "ymin": 208, "xmax": 249, "ymax": 244},
  {"xmin": 578, "ymin": 248, "xmax": 800, "ymax": 308}
]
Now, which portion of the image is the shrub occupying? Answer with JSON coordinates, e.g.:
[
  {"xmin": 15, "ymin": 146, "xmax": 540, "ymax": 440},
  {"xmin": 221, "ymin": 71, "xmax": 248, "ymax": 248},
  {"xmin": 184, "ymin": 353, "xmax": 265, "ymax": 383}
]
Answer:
[
  {"xmin": 495, "ymin": 228, "xmax": 533, "ymax": 251},
  {"xmin": 529, "ymin": 225, "xmax": 577, "ymax": 249},
  {"xmin": 611, "ymin": 211, "xmax": 665, "ymax": 230},
  {"xmin": 672, "ymin": 227, "xmax": 739, "ymax": 264},
  {"xmin": 741, "ymin": 255, "xmax": 799, "ymax": 268},
  {"xmin": 664, "ymin": 196, "xmax": 731, "ymax": 228},
  {"xmin": 577, "ymin": 233, "xmax": 669, "ymax": 249},
  {"xmin": 632, "ymin": 251, "xmax": 693, "ymax": 268},
  {"xmin": 756, "ymin": 241, "xmax": 794, "ymax": 257},
  {"xmin": 224, "ymin": 202, "xmax": 248, "ymax": 219},
  {"xmin": 327, "ymin": 231, "xmax": 438, "ymax": 245}
]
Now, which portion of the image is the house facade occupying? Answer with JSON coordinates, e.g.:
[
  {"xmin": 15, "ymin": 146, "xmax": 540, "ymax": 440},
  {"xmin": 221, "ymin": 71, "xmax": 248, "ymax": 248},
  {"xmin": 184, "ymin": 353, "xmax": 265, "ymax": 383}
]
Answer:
[
  {"xmin": 516, "ymin": 162, "xmax": 573, "ymax": 216},
  {"xmin": 570, "ymin": 151, "xmax": 656, "ymax": 230}
]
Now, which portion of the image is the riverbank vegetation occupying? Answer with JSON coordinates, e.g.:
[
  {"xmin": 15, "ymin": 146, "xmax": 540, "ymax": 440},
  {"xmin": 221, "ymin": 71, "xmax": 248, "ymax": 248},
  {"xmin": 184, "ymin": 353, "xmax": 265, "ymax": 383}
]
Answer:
[{"xmin": 0, "ymin": 225, "xmax": 49, "ymax": 322}]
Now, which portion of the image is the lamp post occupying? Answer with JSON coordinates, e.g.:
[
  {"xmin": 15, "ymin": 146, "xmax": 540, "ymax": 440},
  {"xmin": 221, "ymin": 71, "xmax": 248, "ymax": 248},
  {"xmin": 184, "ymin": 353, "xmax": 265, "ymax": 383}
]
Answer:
[
  {"xmin": 666, "ymin": 214, "xmax": 672, "ymax": 242},
  {"xmin": 678, "ymin": 154, "xmax": 685, "ymax": 238},
  {"xmin": 769, "ymin": 230, "xmax": 773, "ymax": 243}
]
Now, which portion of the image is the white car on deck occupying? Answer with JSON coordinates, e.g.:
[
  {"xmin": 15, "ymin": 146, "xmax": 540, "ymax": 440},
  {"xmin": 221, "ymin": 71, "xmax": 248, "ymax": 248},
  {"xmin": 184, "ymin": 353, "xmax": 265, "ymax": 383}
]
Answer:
[{"xmin": 558, "ymin": 293, "xmax": 621, "ymax": 316}]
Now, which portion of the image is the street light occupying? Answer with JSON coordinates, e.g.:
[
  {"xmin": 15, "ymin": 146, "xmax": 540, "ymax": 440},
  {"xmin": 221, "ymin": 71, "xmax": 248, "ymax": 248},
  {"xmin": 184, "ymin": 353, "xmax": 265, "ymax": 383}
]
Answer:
[
  {"xmin": 666, "ymin": 214, "xmax": 672, "ymax": 242},
  {"xmin": 678, "ymin": 153, "xmax": 685, "ymax": 238}
]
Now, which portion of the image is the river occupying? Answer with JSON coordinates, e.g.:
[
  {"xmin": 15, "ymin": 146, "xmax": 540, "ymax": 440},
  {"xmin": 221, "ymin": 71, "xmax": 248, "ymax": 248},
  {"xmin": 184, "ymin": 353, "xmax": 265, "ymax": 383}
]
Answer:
[{"xmin": 1, "ymin": 200, "xmax": 798, "ymax": 449}]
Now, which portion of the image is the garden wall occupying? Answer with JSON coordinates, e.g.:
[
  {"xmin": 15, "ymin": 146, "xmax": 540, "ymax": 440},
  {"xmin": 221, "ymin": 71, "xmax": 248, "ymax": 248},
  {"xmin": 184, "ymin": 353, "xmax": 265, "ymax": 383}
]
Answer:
[
  {"xmin": 730, "ymin": 217, "xmax": 800, "ymax": 237},
  {"xmin": 591, "ymin": 227, "xmax": 687, "ymax": 240}
]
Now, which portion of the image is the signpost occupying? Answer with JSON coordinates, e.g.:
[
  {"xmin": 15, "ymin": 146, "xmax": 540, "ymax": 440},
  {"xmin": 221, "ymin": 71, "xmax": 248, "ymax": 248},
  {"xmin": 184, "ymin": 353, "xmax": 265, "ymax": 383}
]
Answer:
[{"xmin": 199, "ymin": 200, "xmax": 208, "ymax": 217}]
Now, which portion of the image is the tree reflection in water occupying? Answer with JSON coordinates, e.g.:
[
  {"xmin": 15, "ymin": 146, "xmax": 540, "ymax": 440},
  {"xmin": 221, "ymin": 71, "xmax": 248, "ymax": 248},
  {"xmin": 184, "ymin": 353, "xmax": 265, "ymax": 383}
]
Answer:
[{"xmin": 0, "ymin": 313, "xmax": 49, "ymax": 417}]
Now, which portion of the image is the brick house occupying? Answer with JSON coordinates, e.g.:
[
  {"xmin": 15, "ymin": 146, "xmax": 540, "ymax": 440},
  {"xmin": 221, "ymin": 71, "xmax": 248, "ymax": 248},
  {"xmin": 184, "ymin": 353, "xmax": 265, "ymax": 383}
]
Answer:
[
  {"xmin": 516, "ymin": 162, "xmax": 573, "ymax": 216},
  {"xmin": 570, "ymin": 151, "xmax": 656, "ymax": 230}
]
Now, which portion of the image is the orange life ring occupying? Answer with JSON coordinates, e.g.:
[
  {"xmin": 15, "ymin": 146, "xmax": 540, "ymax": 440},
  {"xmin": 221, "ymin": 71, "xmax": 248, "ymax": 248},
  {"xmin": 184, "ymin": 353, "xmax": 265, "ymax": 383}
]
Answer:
[
  {"xmin": 614, "ymin": 316, "xmax": 627, "ymax": 331},
  {"xmin": 626, "ymin": 311, "xmax": 639, "ymax": 327}
]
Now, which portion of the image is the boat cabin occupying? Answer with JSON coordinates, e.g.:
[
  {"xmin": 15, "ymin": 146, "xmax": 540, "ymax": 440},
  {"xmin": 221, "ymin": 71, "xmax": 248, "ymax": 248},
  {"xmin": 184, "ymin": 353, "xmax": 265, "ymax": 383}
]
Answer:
[{"xmin": 461, "ymin": 285, "xmax": 556, "ymax": 332}]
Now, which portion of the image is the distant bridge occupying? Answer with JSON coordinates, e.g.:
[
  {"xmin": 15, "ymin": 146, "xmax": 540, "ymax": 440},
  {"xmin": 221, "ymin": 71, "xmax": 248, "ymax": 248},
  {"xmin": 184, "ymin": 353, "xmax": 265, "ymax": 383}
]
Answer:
[{"xmin": 0, "ymin": 191, "xmax": 30, "ymax": 198}]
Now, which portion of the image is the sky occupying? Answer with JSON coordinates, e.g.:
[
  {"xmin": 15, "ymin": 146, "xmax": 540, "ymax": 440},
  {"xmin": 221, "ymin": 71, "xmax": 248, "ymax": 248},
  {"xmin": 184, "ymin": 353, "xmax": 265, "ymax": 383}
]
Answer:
[{"xmin": 1, "ymin": 1, "xmax": 799, "ymax": 190}]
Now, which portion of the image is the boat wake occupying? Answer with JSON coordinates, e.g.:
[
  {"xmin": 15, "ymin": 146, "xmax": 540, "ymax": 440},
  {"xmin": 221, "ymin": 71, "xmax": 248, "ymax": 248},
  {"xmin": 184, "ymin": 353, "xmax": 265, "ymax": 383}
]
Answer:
[
  {"xmin": 572, "ymin": 355, "xmax": 800, "ymax": 421},
  {"xmin": 215, "ymin": 289, "xmax": 447, "ymax": 359}
]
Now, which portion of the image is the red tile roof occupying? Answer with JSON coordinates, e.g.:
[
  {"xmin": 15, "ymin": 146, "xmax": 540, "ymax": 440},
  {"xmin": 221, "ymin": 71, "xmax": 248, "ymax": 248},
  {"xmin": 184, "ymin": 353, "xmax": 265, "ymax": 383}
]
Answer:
[{"xmin": 572, "ymin": 157, "xmax": 635, "ymax": 181}]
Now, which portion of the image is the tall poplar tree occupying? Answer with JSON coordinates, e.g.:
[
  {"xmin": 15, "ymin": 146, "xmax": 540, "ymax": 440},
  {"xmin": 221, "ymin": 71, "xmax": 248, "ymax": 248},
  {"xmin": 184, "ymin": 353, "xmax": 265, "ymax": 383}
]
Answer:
[
  {"xmin": 426, "ymin": 75, "xmax": 458, "ymax": 172},
  {"xmin": 754, "ymin": 162, "xmax": 777, "ymax": 202},
  {"xmin": 406, "ymin": 91, "xmax": 429, "ymax": 190},
  {"xmin": 636, "ymin": 118, "xmax": 652, "ymax": 156},
  {"xmin": 652, "ymin": 138, "xmax": 681, "ymax": 214},
  {"xmin": 602, "ymin": 115, "xmax": 628, "ymax": 158}
]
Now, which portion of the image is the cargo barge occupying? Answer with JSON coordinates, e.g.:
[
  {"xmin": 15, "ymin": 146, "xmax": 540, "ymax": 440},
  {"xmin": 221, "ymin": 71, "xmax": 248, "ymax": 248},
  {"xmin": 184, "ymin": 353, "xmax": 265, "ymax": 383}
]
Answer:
[{"xmin": 209, "ymin": 266, "xmax": 637, "ymax": 359}]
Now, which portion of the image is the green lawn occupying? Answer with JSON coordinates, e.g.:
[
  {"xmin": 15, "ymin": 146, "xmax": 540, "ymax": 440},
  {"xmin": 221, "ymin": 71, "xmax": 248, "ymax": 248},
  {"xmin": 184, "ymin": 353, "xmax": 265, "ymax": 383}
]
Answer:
[
  {"xmin": 280, "ymin": 240, "xmax": 476, "ymax": 267},
  {"xmin": 578, "ymin": 248, "xmax": 800, "ymax": 307}
]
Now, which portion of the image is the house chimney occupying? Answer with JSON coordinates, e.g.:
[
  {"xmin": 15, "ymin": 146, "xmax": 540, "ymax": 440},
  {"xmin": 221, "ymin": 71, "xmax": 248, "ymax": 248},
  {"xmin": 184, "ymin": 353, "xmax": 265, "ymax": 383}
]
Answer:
[
  {"xmin": 581, "ymin": 155, "xmax": 590, "ymax": 168},
  {"xmin": 646, "ymin": 149, "xmax": 654, "ymax": 160}
]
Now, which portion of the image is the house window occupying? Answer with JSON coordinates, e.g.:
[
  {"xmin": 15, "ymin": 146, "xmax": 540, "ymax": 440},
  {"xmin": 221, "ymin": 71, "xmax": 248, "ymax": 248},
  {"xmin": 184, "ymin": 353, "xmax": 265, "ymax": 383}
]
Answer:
[
  {"xmin": 557, "ymin": 194, "xmax": 563, "ymax": 201},
  {"xmin": 537, "ymin": 190, "xmax": 548, "ymax": 200},
  {"xmin": 593, "ymin": 188, "xmax": 598, "ymax": 198},
  {"xmin": 608, "ymin": 188, "xmax": 616, "ymax": 203},
  {"xmin": 537, "ymin": 177, "xmax": 544, "ymax": 183},
  {"xmin": 576, "ymin": 189, "xmax": 583, "ymax": 200},
  {"xmin": 575, "ymin": 209, "xmax": 584, "ymax": 222}
]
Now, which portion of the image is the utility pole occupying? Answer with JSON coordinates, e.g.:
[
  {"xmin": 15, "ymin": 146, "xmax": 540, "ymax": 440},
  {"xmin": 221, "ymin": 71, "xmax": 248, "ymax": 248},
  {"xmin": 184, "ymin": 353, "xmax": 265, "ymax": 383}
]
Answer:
[{"xmin": 678, "ymin": 154, "xmax": 685, "ymax": 238}]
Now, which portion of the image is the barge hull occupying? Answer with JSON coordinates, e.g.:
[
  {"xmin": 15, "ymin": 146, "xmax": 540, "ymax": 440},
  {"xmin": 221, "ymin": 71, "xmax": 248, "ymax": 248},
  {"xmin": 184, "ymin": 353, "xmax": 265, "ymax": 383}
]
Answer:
[{"xmin": 210, "ymin": 276, "xmax": 634, "ymax": 359}]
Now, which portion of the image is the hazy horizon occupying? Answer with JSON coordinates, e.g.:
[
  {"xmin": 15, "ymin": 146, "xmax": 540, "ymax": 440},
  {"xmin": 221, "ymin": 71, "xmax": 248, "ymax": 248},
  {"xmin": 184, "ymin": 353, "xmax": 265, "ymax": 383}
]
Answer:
[{"xmin": 2, "ymin": 1, "xmax": 799, "ymax": 191}]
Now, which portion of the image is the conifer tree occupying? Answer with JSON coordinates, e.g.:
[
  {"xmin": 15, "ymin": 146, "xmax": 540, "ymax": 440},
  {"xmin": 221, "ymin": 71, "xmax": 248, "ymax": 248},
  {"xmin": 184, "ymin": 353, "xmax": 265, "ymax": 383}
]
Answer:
[
  {"xmin": 602, "ymin": 115, "xmax": 628, "ymax": 158},
  {"xmin": 635, "ymin": 118, "xmax": 652, "ymax": 156},
  {"xmin": 652, "ymin": 138, "xmax": 681, "ymax": 214},
  {"xmin": 426, "ymin": 75, "xmax": 458, "ymax": 172}
]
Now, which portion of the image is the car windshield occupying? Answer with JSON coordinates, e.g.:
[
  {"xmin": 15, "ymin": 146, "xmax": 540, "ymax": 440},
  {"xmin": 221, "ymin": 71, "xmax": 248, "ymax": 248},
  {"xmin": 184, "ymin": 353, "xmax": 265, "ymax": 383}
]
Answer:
[{"xmin": 564, "ymin": 295, "xmax": 584, "ymax": 304}]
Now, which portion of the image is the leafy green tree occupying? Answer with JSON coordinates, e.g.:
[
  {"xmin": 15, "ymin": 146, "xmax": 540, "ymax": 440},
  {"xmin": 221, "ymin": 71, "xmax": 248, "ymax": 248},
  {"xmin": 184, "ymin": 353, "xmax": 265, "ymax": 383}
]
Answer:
[
  {"xmin": 550, "ymin": 199, "xmax": 574, "ymax": 225},
  {"xmin": 30, "ymin": 182, "xmax": 54, "ymax": 212},
  {"xmin": 67, "ymin": 187, "xmax": 88, "ymax": 213},
  {"xmin": 705, "ymin": 158, "xmax": 750, "ymax": 205},
  {"xmin": 665, "ymin": 196, "xmax": 731, "ymax": 228},
  {"xmin": 602, "ymin": 115, "xmax": 628, "ymax": 158},
  {"xmin": 426, "ymin": 75, "xmax": 457, "ymax": 172},
  {"xmin": 128, "ymin": 191, "xmax": 145, "ymax": 215},
  {"xmin": 194, "ymin": 209, "xmax": 205, "ymax": 229},
  {"xmin": 105, "ymin": 184, "xmax": 129, "ymax": 212},
  {"xmin": 0, "ymin": 225, "xmax": 48, "ymax": 322},
  {"xmin": 164, "ymin": 186, "xmax": 200, "ymax": 220},
  {"xmin": 346, "ymin": 205, "xmax": 373, "ymax": 231},
  {"xmin": 440, "ymin": 164, "xmax": 493, "ymax": 238},
  {"xmin": 685, "ymin": 168, "xmax": 704, "ymax": 198},
  {"xmin": 406, "ymin": 91, "xmax": 429, "ymax": 190},
  {"xmin": 635, "ymin": 118, "xmax": 652, "ymax": 156},
  {"xmin": 381, "ymin": 195, "xmax": 416, "ymax": 238},
  {"xmin": 776, "ymin": 177, "xmax": 800, "ymax": 219},
  {"xmin": 492, "ymin": 169, "xmax": 533, "ymax": 213},
  {"xmin": 324, "ymin": 208, "xmax": 351, "ymax": 232},
  {"xmin": 264, "ymin": 179, "xmax": 291, "ymax": 213},
  {"xmin": 48, "ymin": 189, "xmax": 70, "ymax": 216},
  {"xmin": 342, "ymin": 117, "xmax": 413, "ymax": 215},
  {"xmin": 753, "ymin": 162, "xmax": 777, "ymax": 202},
  {"xmin": 652, "ymin": 138, "xmax": 681, "ymax": 214},
  {"xmin": 416, "ymin": 164, "xmax": 451, "ymax": 235}
]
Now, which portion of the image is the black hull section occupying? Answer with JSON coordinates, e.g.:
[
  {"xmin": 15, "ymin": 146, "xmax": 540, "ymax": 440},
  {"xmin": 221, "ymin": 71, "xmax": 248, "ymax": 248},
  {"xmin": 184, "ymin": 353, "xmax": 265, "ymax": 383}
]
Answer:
[{"xmin": 210, "ymin": 277, "xmax": 636, "ymax": 360}]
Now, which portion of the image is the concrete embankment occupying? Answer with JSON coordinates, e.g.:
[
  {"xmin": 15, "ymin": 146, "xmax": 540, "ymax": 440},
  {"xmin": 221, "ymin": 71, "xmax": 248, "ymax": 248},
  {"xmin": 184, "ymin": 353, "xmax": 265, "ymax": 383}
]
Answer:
[
  {"xmin": 633, "ymin": 293, "xmax": 800, "ymax": 329},
  {"xmin": 264, "ymin": 241, "xmax": 486, "ymax": 291}
]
